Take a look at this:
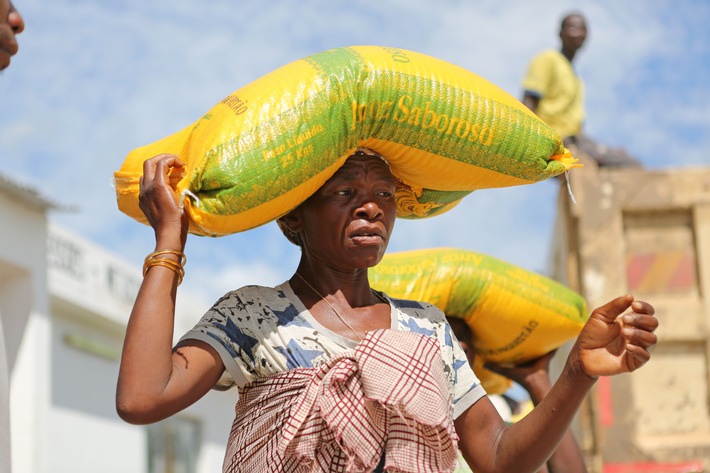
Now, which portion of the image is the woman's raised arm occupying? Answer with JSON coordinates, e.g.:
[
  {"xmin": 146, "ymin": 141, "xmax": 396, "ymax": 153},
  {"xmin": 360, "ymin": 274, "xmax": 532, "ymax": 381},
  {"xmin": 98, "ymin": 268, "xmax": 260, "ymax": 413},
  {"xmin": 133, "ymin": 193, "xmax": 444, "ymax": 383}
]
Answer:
[{"xmin": 116, "ymin": 154, "xmax": 224, "ymax": 425}]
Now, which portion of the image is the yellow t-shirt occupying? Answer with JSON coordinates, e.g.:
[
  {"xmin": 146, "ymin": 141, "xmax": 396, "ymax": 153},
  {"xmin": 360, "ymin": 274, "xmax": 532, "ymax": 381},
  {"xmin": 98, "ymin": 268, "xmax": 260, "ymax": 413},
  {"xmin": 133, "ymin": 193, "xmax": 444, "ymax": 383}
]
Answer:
[{"xmin": 522, "ymin": 49, "xmax": 584, "ymax": 140}]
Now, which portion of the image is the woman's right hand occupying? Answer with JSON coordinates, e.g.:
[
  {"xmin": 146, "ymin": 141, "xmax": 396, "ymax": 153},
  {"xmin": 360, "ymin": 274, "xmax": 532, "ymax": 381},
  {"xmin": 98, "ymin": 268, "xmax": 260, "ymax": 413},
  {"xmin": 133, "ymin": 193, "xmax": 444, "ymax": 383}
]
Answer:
[{"xmin": 138, "ymin": 154, "xmax": 189, "ymax": 247}]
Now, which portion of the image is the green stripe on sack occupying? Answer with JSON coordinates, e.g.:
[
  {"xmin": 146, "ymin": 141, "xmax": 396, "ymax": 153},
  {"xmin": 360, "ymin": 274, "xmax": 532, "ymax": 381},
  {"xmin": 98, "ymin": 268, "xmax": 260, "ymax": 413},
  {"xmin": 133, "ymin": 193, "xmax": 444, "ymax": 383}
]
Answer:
[{"xmin": 303, "ymin": 46, "xmax": 368, "ymax": 79}]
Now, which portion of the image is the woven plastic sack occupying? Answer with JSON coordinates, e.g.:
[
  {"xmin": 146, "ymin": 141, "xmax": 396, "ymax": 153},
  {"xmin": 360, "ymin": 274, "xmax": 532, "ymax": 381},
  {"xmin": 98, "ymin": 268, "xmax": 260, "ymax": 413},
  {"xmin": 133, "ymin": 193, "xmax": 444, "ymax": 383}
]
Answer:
[
  {"xmin": 115, "ymin": 45, "xmax": 578, "ymax": 237},
  {"xmin": 368, "ymin": 248, "xmax": 588, "ymax": 394}
]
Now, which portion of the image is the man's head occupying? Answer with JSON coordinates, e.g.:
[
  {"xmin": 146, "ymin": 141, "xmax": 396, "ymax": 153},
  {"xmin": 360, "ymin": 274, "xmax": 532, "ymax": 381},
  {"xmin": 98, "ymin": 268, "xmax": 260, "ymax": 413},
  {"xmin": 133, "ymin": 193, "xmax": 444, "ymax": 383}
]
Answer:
[
  {"xmin": 0, "ymin": 0, "xmax": 23, "ymax": 70},
  {"xmin": 559, "ymin": 12, "xmax": 587, "ymax": 58}
]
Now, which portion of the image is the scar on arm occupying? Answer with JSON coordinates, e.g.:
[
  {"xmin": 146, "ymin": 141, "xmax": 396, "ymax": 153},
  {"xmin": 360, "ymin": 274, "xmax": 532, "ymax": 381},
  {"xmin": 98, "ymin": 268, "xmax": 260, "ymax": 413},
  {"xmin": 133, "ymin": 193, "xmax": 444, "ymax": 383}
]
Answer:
[{"xmin": 173, "ymin": 348, "xmax": 189, "ymax": 369}]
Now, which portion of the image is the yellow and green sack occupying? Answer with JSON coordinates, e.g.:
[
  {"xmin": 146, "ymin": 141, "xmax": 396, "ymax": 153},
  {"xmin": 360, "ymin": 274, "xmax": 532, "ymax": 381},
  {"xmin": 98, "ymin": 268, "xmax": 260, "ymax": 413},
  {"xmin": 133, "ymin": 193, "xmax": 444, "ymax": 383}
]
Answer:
[
  {"xmin": 115, "ymin": 45, "xmax": 579, "ymax": 237},
  {"xmin": 369, "ymin": 248, "xmax": 588, "ymax": 394}
]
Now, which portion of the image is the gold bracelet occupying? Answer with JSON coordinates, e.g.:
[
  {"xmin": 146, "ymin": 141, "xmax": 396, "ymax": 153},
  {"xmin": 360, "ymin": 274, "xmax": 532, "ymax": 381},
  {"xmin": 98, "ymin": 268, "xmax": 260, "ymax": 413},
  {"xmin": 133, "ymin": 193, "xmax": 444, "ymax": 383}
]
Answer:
[
  {"xmin": 143, "ymin": 258, "xmax": 184, "ymax": 286},
  {"xmin": 142, "ymin": 257, "xmax": 184, "ymax": 275},
  {"xmin": 144, "ymin": 249, "xmax": 186, "ymax": 266}
]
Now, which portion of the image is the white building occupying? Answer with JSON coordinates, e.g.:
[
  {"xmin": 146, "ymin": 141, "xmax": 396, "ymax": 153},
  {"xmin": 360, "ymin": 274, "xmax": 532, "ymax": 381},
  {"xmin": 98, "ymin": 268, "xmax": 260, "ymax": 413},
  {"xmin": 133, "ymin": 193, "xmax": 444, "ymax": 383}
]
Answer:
[
  {"xmin": 1, "ymin": 173, "xmax": 237, "ymax": 473},
  {"xmin": 0, "ymin": 173, "xmax": 55, "ymax": 473}
]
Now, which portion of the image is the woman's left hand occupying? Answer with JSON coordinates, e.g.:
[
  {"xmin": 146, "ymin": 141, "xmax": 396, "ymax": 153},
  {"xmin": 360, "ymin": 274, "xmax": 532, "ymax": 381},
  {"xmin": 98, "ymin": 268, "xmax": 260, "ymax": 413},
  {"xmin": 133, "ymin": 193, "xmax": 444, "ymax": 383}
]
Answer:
[{"xmin": 571, "ymin": 295, "xmax": 658, "ymax": 378}]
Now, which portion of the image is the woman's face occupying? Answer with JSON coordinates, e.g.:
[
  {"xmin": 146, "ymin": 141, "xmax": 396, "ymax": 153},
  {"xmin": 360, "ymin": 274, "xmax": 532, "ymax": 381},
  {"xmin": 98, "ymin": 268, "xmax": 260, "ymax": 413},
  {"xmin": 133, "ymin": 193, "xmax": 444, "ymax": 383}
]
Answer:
[{"xmin": 288, "ymin": 154, "xmax": 397, "ymax": 271}]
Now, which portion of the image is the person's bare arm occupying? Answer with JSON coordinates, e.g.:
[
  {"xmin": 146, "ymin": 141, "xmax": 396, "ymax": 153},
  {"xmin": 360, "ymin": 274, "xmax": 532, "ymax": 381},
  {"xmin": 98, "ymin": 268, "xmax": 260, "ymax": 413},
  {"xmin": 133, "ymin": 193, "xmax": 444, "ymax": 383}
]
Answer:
[
  {"xmin": 455, "ymin": 355, "xmax": 594, "ymax": 473},
  {"xmin": 486, "ymin": 352, "xmax": 587, "ymax": 473},
  {"xmin": 455, "ymin": 295, "xmax": 657, "ymax": 473},
  {"xmin": 116, "ymin": 154, "xmax": 225, "ymax": 425}
]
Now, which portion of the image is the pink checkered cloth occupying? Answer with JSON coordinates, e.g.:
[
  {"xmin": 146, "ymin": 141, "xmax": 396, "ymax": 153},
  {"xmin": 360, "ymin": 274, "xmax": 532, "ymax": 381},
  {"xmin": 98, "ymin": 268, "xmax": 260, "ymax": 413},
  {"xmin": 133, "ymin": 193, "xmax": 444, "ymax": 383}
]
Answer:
[{"xmin": 222, "ymin": 329, "xmax": 459, "ymax": 472}]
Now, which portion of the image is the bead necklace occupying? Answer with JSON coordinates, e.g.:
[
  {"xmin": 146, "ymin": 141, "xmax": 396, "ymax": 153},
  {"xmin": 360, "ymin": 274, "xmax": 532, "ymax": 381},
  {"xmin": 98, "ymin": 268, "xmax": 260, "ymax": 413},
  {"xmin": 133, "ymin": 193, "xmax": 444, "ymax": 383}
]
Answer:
[{"xmin": 295, "ymin": 272, "xmax": 365, "ymax": 342}]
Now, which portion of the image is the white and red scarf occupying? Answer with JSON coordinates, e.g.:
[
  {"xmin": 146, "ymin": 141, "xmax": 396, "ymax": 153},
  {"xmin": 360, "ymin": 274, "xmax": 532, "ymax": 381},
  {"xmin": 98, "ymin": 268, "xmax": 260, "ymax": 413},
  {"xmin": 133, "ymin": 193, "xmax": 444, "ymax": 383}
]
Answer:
[{"xmin": 222, "ymin": 329, "xmax": 459, "ymax": 472}]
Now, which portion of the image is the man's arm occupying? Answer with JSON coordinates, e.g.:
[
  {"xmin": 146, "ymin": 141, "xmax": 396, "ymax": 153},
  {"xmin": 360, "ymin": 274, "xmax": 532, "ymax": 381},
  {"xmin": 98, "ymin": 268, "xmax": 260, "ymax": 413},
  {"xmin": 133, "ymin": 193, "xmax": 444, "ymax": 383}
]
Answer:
[{"xmin": 522, "ymin": 92, "xmax": 540, "ymax": 114}]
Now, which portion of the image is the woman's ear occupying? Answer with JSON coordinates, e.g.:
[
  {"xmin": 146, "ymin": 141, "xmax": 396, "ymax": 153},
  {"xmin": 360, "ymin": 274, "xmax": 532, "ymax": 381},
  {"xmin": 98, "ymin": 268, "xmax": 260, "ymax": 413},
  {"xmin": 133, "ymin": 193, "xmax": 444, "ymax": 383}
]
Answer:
[
  {"xmin": 277, "ymin": 209, "xmax": 304, "ymax": 247},
  {"xmin": 280, "ymin": 209, "xmax": 302, "ymax": 233}
]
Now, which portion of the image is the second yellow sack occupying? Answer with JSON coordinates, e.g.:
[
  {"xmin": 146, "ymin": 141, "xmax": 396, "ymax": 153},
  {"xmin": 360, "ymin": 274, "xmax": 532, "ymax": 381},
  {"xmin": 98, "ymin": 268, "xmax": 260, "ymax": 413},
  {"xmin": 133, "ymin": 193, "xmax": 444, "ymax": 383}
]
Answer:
[{"xmin": 369, "ymin": 248, "xmax": 589, "ymax": 394}]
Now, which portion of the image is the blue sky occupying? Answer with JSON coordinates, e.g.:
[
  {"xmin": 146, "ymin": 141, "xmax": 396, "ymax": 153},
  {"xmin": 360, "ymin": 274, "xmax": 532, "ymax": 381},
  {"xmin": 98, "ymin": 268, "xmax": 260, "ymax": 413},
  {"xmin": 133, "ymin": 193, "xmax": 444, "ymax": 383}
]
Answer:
[{"xmin": 1, "ymin": 0, "xmax": 708, "ymax": 307}]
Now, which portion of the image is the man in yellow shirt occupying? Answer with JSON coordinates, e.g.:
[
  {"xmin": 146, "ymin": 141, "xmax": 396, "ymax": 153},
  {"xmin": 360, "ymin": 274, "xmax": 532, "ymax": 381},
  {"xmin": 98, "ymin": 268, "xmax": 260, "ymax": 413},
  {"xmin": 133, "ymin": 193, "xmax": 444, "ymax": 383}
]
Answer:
[{"xmin": 522, "ymin": 12, "xmax": 641, "ymax": 168}]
